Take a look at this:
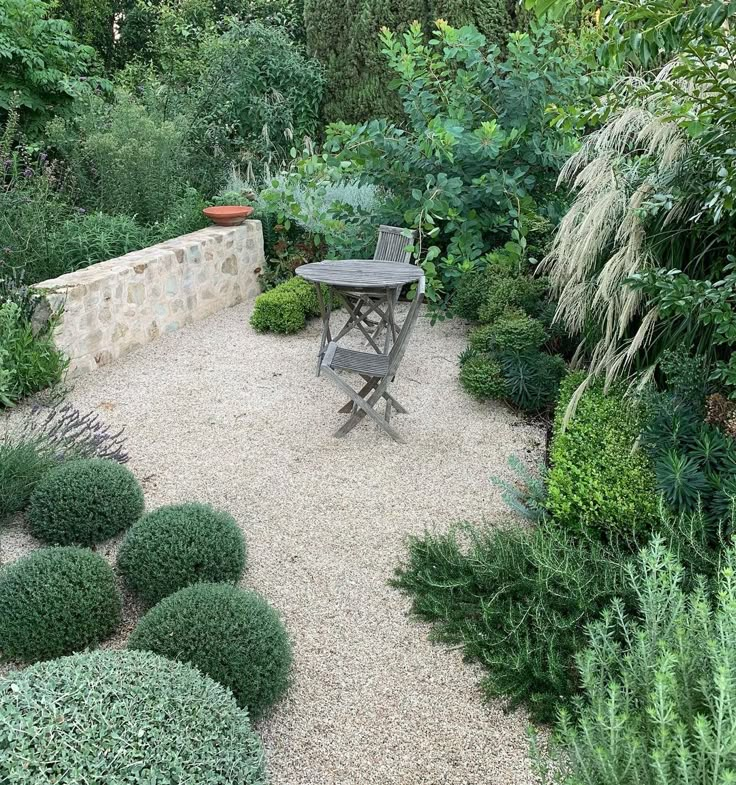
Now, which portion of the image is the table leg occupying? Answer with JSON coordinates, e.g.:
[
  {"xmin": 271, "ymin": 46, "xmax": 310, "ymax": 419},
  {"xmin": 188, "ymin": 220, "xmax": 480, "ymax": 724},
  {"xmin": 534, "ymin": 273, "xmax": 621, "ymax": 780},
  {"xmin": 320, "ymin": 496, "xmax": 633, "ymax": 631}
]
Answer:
[
  {"xmin": 384, "ymin": 287, "xmax": 397, "ymax": 353},
  {"xmin": 315, "ymin": 283, "xmax": 332, "ymax": 376}
]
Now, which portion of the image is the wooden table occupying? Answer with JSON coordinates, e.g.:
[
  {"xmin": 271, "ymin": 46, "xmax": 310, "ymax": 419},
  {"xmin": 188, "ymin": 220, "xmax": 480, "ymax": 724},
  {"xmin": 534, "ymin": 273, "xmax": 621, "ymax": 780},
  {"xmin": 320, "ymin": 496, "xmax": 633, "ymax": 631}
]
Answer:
[{"xmin": 296, "ymin": 260, "xmax": 424, "ymax": 368}]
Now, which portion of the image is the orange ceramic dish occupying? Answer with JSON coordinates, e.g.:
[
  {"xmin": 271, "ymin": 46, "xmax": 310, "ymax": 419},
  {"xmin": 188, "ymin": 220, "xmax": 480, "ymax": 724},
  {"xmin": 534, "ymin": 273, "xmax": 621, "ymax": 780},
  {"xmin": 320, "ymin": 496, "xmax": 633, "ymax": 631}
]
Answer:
[{"xmin": 202, "ymin": 206, "xmax": 254, "ymax": 226}]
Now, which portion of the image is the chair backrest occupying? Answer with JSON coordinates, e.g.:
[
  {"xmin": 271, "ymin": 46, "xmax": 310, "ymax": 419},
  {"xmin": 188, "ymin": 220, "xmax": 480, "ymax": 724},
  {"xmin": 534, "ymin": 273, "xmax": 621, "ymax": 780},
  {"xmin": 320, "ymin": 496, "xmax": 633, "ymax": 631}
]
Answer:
[
  {"xmin": 373, "ymin": 225, "xmax": 417, "ymax": 264},
  {"xmin": 388, "ymin": 275, "xmax": 425, "ymax": 375}
]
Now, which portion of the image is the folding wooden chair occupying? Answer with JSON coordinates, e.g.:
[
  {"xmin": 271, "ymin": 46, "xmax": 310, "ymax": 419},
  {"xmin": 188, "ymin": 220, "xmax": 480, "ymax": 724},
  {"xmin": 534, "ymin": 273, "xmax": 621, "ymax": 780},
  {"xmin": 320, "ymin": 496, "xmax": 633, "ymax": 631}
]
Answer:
[
  {"xmin": 345, "ymin": 225, "xmax": 417, "ymax": 341},
  {"xmin": 319, "ymin": 276, "xmax": 425, "ymax": 444},
  {"xmin": 373, "ymin": 225, "xmax": 417, "ymax": 264}
]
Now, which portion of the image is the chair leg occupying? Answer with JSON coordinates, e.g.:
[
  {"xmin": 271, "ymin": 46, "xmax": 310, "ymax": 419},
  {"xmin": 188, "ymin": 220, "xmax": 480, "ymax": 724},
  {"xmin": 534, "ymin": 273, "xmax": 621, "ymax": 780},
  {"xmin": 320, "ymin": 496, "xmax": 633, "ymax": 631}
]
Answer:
[
  {"xmin": 324, "ymin": 368, "xmax": 405, "ymax": 443},
  {"xmin": 338, "ymin": 375, "xmax": 407, "ymax": 415},
  {"xmin": 338, "ymin": 376, "xmax": 378, "ymax": 413}
]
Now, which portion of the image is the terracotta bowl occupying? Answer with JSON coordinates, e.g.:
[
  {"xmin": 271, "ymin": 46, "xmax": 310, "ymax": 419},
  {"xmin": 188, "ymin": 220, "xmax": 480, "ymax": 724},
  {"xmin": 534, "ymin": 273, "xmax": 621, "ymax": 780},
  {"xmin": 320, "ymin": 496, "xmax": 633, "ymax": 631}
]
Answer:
[{"xmin": 203, "ymin": 205, "xmax": 254, "ymax": 226}]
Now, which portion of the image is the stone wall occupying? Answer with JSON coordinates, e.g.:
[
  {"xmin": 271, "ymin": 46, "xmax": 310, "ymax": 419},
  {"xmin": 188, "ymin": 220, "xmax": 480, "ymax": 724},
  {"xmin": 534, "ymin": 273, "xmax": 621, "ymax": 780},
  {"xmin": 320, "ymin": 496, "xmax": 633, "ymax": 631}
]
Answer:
[{"xmin": 35, "ymin": 222, "xmax": 264, "ymax": 378}]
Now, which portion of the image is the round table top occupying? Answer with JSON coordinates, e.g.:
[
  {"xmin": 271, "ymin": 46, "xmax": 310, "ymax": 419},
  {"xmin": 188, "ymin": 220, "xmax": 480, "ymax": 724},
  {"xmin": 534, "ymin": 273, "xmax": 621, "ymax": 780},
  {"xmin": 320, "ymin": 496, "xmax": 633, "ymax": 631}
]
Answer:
[{"xmin": 296, "ymin": 260, "xmax": 424, "ymax": 289}]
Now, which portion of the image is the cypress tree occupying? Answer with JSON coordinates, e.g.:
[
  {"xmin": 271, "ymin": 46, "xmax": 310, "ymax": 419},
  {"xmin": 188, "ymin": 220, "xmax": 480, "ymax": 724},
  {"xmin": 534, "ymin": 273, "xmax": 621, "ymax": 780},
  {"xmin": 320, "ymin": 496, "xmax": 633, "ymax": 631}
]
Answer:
[
  {"xmin": 428, "ymin": 0, "xmax": 515, "ymax": 48},
  {"xmin": 304, "ymin": 0, "xmax": 518, "ymax": 125},
  {"xmin": 304, "ymin": 0, "xmax": 426, "ymax": 124}
]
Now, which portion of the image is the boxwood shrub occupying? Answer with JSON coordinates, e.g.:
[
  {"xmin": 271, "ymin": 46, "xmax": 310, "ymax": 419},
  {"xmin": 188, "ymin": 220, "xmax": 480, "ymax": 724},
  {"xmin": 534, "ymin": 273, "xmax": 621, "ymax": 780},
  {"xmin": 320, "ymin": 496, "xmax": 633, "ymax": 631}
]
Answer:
[
  {"xmin": 0, "ymin": 650, "xmax": 267, "ymax": 784},
  {"xmin": 118, "ymin": 503, "xmax": 247, "ymax": 606},
  {"xmin": 459, "ymin": 354, "xmax": 507, "ymax": 400},
  {"xmin": 250, "ymin": 287, "xmax": 306, "ymax": 333},
  {"xmin": 28, "ymin": 458, "xmax": 144, "ymax": 545},
  {"xmin": 129, "ymin": 583, "xmax": 292, "ymax": 719},
  {"xmin": 250, "ymin": 276, "xmax": 329, "ymax": 333},
  {"xmin": 546, "ymin": 373, "xmax": 659, "ymax": 537},
  {"xmin": 0, "ymin": 547, "xmax": 122, "ymax": 662},
  {"xmin": 281, "ymin": 276, "xmax": 322, "ymax": 317}
]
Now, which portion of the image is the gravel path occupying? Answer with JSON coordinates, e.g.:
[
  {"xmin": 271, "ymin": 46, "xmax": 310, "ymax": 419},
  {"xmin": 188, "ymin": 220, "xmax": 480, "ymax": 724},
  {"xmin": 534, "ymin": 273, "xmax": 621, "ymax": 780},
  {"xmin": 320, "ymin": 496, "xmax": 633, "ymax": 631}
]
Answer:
[{"xmin": 1, "ymin": 302, "xmax": 545, "ymax": 785}]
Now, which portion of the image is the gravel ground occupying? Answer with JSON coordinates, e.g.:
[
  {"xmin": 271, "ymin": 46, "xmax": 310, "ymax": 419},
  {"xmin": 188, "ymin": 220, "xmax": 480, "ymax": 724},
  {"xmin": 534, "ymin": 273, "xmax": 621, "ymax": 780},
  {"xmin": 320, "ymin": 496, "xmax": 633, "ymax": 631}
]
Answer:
[{"xmin": 1, "ymin": 302, "xmax": 545, "ymax": 785}]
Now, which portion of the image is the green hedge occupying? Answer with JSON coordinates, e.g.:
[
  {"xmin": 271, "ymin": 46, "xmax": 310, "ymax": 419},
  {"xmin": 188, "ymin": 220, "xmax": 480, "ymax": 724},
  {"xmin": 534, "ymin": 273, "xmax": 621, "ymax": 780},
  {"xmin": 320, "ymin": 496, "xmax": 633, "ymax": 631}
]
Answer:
[
  {"xmin": 547, "ymin": 373, "xmax": 659, "ymax": 537},
  {"xmin": 0, "ymin": 650, "xmax": 266, "ymax": 784},
  {"xmin": 28, "ymin": 458, "xmax": 144, "ymax": 546},
  {"xmin": 129, "ymin": 583, "xmax": 291, "ymax": 719},
  {"xmin": 0, "ymin": 547, "xmax": 121, "ymax": 662},
  {"xmin": 118, "ymin": 503, "xmax": 247, "ymax": 606}
]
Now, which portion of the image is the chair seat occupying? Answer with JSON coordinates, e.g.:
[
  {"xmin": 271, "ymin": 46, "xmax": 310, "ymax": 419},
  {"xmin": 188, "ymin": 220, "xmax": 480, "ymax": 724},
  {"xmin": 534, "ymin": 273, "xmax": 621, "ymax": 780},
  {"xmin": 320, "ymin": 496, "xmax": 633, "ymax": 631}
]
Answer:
[{"xmin": 322, "ymin": 343, "xmax": 391, "ymax": 378}]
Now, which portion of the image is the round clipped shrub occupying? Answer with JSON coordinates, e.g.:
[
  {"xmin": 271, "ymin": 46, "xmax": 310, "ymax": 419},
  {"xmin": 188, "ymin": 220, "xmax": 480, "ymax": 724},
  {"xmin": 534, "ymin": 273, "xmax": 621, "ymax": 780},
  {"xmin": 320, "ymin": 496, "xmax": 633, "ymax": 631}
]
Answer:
[
  {"xmin": 479, "ymin": 310, "xmax": 547, "ymax": 354},
  {"xmin": 459, "ymin": 353, "xmax": 507, "ymax": 400},
  {"xmin": 478, "ymin": 275, "xmax": 549, "ymax": 325},
  {"xmin": 118, "ymin": 503, "xmax": 247, "ymax": 606},
  {"xmin": 0, "ymin": 650, "xmax": 267, "ymax": 784},
  {"xmin": 0, "ymin": 547, "xmax": 122, "ymax": 662},
  {"xmin": 281, "ymin": 275, "xmax": 321, "ymax": 317},
  {"xmin": 28, "ymin": 458, "xmax": 144, "ymax": 546},
  {"xmin": 250, "ymin": 287, "xmax": 306, "ymax": 334},
  {"xmin": 129, "ymin": 583, "xmax": 292, "ymax": 718}
]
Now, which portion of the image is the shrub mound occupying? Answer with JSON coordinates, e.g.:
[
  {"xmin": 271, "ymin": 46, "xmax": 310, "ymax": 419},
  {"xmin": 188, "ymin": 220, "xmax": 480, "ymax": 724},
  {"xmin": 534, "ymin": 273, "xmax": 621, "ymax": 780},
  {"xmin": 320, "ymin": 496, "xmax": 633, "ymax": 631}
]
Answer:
[
  {"xmin": 250, "ymin": 287, "xmax": 305, "ymax": 333},
  {"xmin": 0, "ymin": 650, "xmax": 267, "ymax": 784},
  {"xmin": 250, "ymin": 276, "xmax": 326, "ymax": 334},
  {"xmin": 129, "ymin": 583, "xmax": 292, "ymax": 718},
  {"xmin": 28, "ymin": 458, "xmax": 144, "ymax": 545},
  {"xmin": 393, "ymin": 521, "xmax": 630, "ymax": 723},
  {"xmin": 0, "ymin": 547, "xmax": 121, "ymax": 662},
  {"xmin": 459, "ymin": 354, "xmax": 507, "ymax": 400},
  {"xmin": 118, "ymin": 503, "xmax": 247, "ymax": 606},
  {"xmin": 547, "ymin": 373, "xmax": 658, "ymax": 536}
]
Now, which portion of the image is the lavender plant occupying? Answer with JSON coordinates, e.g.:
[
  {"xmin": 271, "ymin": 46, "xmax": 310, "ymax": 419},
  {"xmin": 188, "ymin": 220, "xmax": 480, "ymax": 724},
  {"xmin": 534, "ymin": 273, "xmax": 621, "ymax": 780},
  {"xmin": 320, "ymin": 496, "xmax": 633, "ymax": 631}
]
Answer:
[{"xmin": 0, "ymin": 403, "xmax": 129, "ymax": 521}]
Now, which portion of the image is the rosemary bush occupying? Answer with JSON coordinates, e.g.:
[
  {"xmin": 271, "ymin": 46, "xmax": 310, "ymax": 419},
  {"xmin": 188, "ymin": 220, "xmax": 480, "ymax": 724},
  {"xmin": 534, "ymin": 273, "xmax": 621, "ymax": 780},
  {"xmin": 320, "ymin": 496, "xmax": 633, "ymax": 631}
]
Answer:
[
  {"xmin": 393, "ymin": 521, "xmax": 630, "ymax": 722},
  {"xmin": 537, "ymin": 537, "xmax": 736, "ymax": 785}
]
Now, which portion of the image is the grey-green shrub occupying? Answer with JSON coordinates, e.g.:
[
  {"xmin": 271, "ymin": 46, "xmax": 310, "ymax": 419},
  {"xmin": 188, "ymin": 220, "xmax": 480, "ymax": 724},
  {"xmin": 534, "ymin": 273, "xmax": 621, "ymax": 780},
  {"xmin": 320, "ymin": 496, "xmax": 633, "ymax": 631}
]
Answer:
[
  {"xmin": 537, "ymin": 538, "xmax": 736, "ymax": 785},
  {"xmin": 0, "ymin": 547, "xmax": 121, "ymax": 662},
  {"xmin": 28, "ymin": 458, "xmax": 144, "ymax": 545},
  {"xmin": 118, "ymin": 503, "xmax": 247, "ymax": 606},
  {"xmin": 0, "ymin": 650, "xmax": 266, "ymax": 784},
  {"xmin": 129, "ymin": 583, "xmax": 292, "ymax": 719}
]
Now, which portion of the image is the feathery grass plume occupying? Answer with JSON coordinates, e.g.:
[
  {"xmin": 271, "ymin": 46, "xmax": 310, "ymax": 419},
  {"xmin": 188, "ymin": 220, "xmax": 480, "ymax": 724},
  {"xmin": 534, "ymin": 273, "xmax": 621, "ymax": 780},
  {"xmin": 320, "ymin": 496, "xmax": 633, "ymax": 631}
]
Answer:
[{"xmin": 539, "ymin": 58, "xmax": 729, "ymax": 417}]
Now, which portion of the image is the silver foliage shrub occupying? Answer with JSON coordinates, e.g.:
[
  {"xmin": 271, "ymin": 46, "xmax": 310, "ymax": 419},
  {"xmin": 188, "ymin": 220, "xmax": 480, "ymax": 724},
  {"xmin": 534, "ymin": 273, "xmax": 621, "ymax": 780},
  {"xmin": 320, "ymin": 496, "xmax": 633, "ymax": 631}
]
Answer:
[{"xmin": 536, "ymin": 537, "xmax": 736, "ymax": 785}]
